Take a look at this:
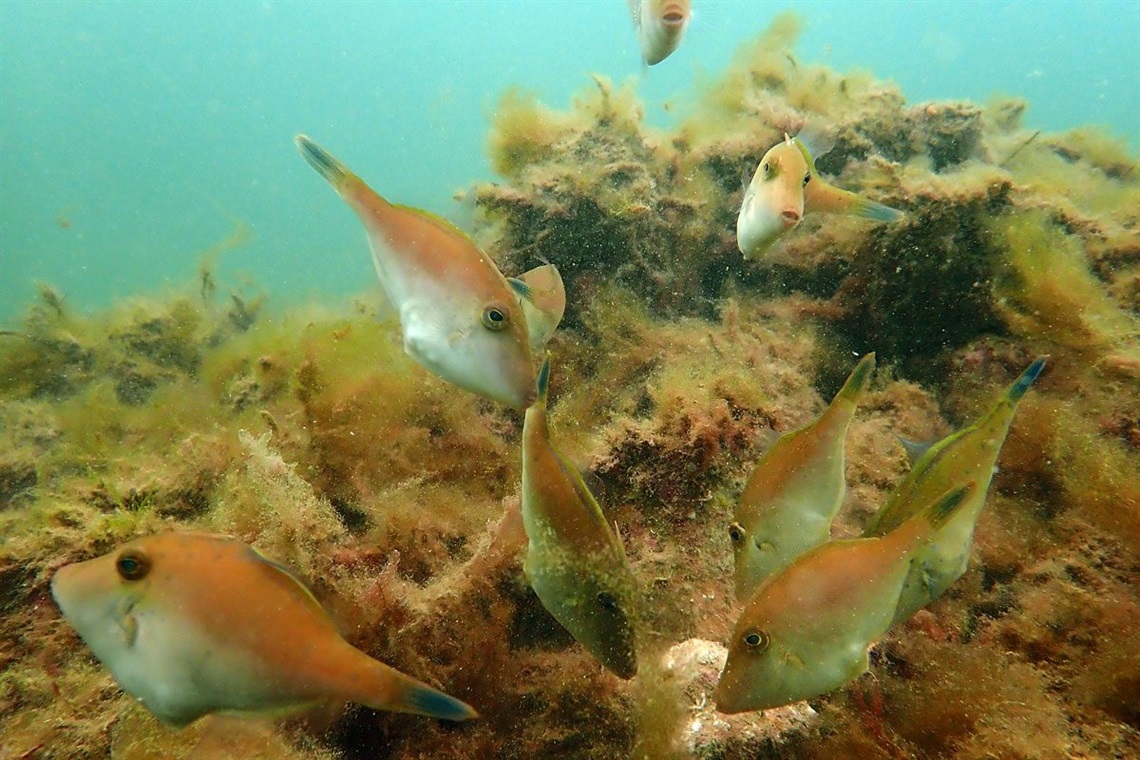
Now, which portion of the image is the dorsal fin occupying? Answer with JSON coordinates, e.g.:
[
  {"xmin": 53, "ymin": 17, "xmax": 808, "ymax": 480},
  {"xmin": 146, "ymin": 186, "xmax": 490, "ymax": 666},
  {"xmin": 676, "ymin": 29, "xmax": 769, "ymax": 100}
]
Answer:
[
  {"xmin": 245, "ymin": 546, "xmax": 329, "ymax": 620},
  {"xmin": 392, "ymin": 204, "xmax": 480, "ymax": 246},
  {"xmin": 897, "ymin": 435, "xmax": 934, "ymax": 466},
  {"xmin": 794, "ymin": 124, "xmax": 837, "ymax": 166}
]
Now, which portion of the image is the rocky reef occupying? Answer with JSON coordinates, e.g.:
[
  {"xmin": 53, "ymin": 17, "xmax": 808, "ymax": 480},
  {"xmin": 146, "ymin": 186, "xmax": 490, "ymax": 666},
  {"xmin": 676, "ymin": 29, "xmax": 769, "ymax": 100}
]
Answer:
[{"xmin": 2, "ymin": 14, "xmax": 1138, "ymax": 760}]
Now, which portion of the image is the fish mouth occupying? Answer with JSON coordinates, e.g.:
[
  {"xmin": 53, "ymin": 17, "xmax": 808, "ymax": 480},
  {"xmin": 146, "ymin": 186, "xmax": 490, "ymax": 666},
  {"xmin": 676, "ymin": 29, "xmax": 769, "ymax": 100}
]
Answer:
[
  {"xmin": 711, "ymin": 681, "xmax": 741, "ymax": 714},
  {"xmin": 662, "ymin": 11, "xmax": 686, "ymax": 27}
]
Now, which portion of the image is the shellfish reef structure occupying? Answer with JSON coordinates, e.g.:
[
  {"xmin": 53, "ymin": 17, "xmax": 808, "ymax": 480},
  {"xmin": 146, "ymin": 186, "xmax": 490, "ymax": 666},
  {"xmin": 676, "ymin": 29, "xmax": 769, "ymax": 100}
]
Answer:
[{"xmin": 2, "ymin": 17, "xmax": 1138, "ymax": 760}]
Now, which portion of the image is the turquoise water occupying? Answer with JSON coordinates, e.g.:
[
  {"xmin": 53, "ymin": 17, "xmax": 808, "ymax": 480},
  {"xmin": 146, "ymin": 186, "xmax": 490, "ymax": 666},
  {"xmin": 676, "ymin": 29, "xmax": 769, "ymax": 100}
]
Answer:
[{"xmin": 1, "ymin": 0, "xmax": 1137, "ymax": 321}]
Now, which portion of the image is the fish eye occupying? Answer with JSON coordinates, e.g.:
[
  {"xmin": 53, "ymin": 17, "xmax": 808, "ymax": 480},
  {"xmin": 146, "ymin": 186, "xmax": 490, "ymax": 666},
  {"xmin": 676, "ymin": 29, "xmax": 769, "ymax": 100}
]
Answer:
[
  {"xmin": 596, "ymin": 591, "xmax": 618, "ymax": 611},
  {"xmin": 761, "ymin": 162, "xmax": 770, "ymax": 174},
  {"xmin": 803, "ymin": 174, "xmax": 812, "ymax": 186},
  {"xmin": 743, "ymin": 629, "xmax": 770, "ymax": 652},
  {"xmin": 116, "ymin": 550, "xmax": 151, "ymax": 581},
  {"xmin": 481, "ymin": 304, "xmax": 510, "ymax": 331},
  {"xmin": 728, "ymin": 522, "xmax": 745, "ymax": 543}
]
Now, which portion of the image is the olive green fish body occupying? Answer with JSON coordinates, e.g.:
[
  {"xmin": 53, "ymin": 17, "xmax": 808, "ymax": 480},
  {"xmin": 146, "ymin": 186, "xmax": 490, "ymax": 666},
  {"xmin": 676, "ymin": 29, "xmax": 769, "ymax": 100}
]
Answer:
[
  {"xmin": 715, "ymin": 484, "xmax": 974, "ymax": 713},
  {"xmin": 864, "ymin": 357, "xmax": 1046, "ymax": 624},
  {"xmin": 521, "ymin": 358, "xmax": 639, "ymax": 679},
  {"xmin": 731, "ymin": 353, "xmax": 875, "ymax": 599}
]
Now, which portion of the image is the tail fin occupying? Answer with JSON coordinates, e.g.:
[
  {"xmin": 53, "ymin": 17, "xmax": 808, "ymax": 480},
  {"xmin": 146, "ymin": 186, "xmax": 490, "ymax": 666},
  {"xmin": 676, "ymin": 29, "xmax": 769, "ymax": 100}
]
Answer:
[
  {"xmin": 850, "ymin": 195, "xmax": 904, "ymax": 223},
  {"xmin": 536, "ymin": 353, "xmax": 552, "ymax": 407},
  {"xmin": 1008, "ymin": 356, "xmax": 1047, "ymax": 404},
  {"xmin": 345, "ymin": 651, "xmax": 478, "ymax": 722},
  {"xmin": 834, "ymin": 352, "xmax": 876, "ymax": 405},
  {"xmin": 295, "ymin": 134, "xmax": 353, "ymax": 191},
  {"xmin": 398, "ymin": 681, "xmax": 479, "ymax": 722}
]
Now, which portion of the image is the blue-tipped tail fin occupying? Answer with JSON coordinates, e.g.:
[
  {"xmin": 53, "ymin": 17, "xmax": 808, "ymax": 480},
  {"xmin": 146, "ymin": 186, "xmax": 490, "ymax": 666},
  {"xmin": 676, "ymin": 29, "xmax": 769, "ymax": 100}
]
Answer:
[
  {"xmin": 402, "ymin": 682, "xmax": 479, "ymax": 722},
  {"xmin": 1009, "ymin": 357, "xmax": 1047, "ymax": 403},
  {"xmin": 851, "ymin": 195, "xmax": 904, "ymax": 223},
  {"xmin": 834, "ymin": 352, "xmax": 876, "ymax": 404},
  {"xmin": 536, "ymin": 353, "xmax": 551, "ymax": 407},
  {"xmin": 295, "ymin": 134, "xmax": 351, "ymax": 189}
]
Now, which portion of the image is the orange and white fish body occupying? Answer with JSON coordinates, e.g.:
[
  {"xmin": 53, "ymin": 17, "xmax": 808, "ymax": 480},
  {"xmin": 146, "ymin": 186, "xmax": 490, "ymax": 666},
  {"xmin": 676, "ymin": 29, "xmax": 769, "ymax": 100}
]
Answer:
[
  {"xmin": 736, "ymin": 132, "xmax": 903, "ymax": 259},
  {"xmin": 730, "ymin": 353, "xmax": 875, "ymax": 600},
  {"xmin": 296, "ymin": 135, "xmax": 536, "ymax": 408},
  {"xmin": 863, "ymin": 357, "xmax": 1046, "ymax": 624},
  {"xmin": 628, "ymin": 0, "xmax": 691, "ymax": 66},
  {"xmin": 51, "ymin": 532, "xmax": 477, "ymax": 727},
  {"xmin": 521, "ymin": 357, "xmax": 639, "ymax": 679},
  {"xmin": 714, "ymin": 484, "xmax": 974, "ymax": 713}
]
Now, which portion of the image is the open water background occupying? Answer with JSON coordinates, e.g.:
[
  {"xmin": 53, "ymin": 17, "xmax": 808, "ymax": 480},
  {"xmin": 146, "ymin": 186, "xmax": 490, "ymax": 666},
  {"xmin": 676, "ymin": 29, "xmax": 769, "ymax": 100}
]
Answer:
[{"xmin": 1, "ymin": 0, "xmax": 1137, "ymax": 321}]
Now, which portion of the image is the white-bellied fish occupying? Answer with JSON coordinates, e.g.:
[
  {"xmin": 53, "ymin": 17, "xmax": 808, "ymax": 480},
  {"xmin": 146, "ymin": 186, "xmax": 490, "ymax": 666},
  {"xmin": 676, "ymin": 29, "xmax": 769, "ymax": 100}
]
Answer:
[
  {"xmin": 628, "ymin": 0, "xmax": 691, "ymax": 66},
  {"xmin": 521, "ymin": 356, "xmax": 639, "ymax": 678},
  {"xmin": 737, "ymin": 131, "xmax": 903, "ymax": 259},
  {"xmin": 51, "ymin": 532, "xmax": 478, "ymax": 727},
  {"xmin": 863, "ymin": 356, "xmax": 1047, "ymax": 625},
  {"xmin": 730, "ymin": 352, "xmax": 876, "ymax": 600},
  {"xmin": 714, "ymin": 483, "xmax": 975, "ymax": 713},
  {"xmin": 513, "ymin": 262, "xmax": 566, "ymax": 350},
  {"xmin": 295, "ymin": 134, "xmax": 536, "ymax": 408}
]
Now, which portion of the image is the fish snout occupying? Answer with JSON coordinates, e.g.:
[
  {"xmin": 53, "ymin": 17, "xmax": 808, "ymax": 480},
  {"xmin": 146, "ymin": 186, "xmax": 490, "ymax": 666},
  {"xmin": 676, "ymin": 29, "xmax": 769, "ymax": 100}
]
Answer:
[
  {"xmin": 712, "ymin": 675, "xmax": 744, "ymax": 715},
  {"xmin": 781, "ymin": 209, "xmax": 802, "ymax": 228}
]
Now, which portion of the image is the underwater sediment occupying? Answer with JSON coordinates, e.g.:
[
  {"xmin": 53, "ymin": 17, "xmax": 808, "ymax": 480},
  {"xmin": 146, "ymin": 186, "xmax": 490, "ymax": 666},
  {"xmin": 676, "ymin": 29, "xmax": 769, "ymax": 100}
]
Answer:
[{"xmin": 2, "ymin": 15, "xmax": 1139, "ymax": 760}]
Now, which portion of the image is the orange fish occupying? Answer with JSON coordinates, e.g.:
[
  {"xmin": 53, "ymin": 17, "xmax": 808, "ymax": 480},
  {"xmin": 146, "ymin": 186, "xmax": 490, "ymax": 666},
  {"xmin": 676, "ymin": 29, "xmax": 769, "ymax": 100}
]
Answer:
[
  {"xmin": 521, "ymin": 356, "xmax": 639, "ymax": 678},
  {"xmin": 863, "ymin": 357, "xmax": 1046, "ymax": 625},
  {"xmin": 715, "ymin": 483, "xmax": 974, "ymax": 713},
  {"xmin": 737, "ymin": 131, "xmax": 903, "ymax": 258},
  {"xmin": 52, "ymin": 532, "xmax": 477, "ymax": 727},
  {"xmin": 296, "ymin": 135, "xmax": 536, "ymax": 408},
  {"xmin": 729, "ymin": 353, "xmax": 875, "ymax": 600},
  {"xmin": 628, "ymin": 0, "xmax": 691, "ymax": 66}
]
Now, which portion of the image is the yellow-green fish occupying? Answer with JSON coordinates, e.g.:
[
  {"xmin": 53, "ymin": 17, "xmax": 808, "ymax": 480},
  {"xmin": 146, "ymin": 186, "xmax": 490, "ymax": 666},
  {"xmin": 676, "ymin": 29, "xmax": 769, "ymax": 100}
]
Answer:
[
  {"xmin": 863, "ymin": 356, "xmax": 1046, "ymax": 625},
  {"xmin": 628, "ymin": 0, "xmax": 691, "ymax": 66},
  {"xmin": 737, "ymin": 132, "xmax": 903, "ymax": 259},
  {"xmin": 521, "ymin": 356, "xmax": 639, "ymax": 678},
  {"xmin": 512, "ymin": 262, "xmax": 566, "ymax": 350},
  {"xmin": 729, "ymin": 352, "xmax": 875, "ymax": 600},
  {"xmin": 51, "ymin": 532, "xmax": 478, "ymax": 727},
  {"xmin": 295, "ymin": 135, "xmax": 536, "ymax": 408},
  {"xmin": 714, "ymin": 483, "xmax": 975, "ymax": 713}
]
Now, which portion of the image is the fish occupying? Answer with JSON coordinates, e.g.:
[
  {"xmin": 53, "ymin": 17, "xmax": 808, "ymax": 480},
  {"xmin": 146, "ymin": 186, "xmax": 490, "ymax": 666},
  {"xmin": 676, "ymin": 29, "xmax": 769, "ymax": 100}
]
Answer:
[
  {"xmin": 521, "ymin": 356, "xmax": 639, "ymax": 678},
  {"xmin": 628, "ymin": 0, "xmax": 691, "ymax": 66},
  {"xmin": 863, "ymin": 356, "xmax": 1047, "ymax": 625},
  {"xmin": 51, "ymin": 532, "xmax": 478, "ymax": 727},
  {"xmin": 736, "ymin": 130, "xmax": 904, "ymax": 259},
  {"xmin": 729, "ymin": 352, "xmax": 876, "ymax": 601},
  {"xmin": 512, "ymin": 261, "xmax": 566, "ymax": 350},
  {"xmin": 295, "ymin": 135, "xmax": 536, "ymax": 408},
  {"xmin": 714, "ymin": 483, "xmax": 976, "ymax": 713}
]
